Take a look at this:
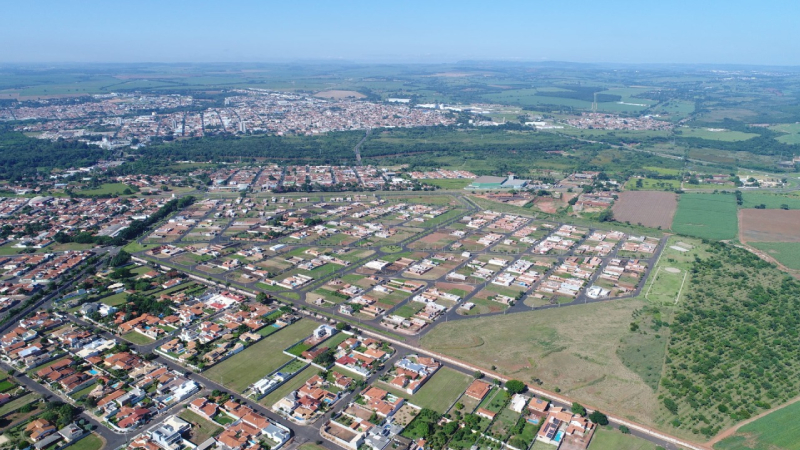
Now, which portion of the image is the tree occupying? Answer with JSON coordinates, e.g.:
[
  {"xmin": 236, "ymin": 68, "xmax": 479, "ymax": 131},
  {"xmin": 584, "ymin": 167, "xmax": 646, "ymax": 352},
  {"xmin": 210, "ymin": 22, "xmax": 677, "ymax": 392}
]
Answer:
[
  {"xmin": 571, "ymin": 402, "xmax": 586, "ymax": 416},
  {"xmin": 505, "ymin": 380, "xmax": 526, "ymax": 395},
  {"xmin": 110, "ymin": 251, "xmax": 131, "ymax": 267},
  {"xmin": 473, "ymin": 371, "xmax": 484, "ymax": 379},
  {"xmin": 619, "ymin": 425, "xmax": 630, "ymax": 434},
  {"xmin": 336, "ymin": 322, "xmax": 350, "ymax": 331},
  {"xmin": 588, "ymin": 410, "xmax": 608, "ymax": 425}
]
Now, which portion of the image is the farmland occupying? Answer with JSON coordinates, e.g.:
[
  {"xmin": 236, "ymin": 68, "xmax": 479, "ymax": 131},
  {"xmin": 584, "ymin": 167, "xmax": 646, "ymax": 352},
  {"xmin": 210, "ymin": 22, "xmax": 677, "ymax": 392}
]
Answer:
[
  {"xmin": 612, "ymin": 191, "xmax": 678, "ymax": 228},
  {"xmin": 677, "ymin": 127, "xmax": 759, "ymax": 142},
  {"xmin": 624, "ymin": 178, "xmax": 682, "ymax": 191},
  {"xmin": 671, "ymin": 193, "xmax": 739, "ymax": 240},
  {"xmin": 740, "ymin": 192, "xmax": 800, "ymax": 210},
  {"xmin": 714, "ymin": 401, "xmax": 800, "ymax": 450},
  {"xmin": 749, "ymin": 242, "xmax": 800, "ymax": 270},
  {"xmin": 739, "ymin": 209, "xmax": 800, "ymax": 242},
  {"xmin": 203, "ymin": 320, "xmax": 318, "ymax": 393}
]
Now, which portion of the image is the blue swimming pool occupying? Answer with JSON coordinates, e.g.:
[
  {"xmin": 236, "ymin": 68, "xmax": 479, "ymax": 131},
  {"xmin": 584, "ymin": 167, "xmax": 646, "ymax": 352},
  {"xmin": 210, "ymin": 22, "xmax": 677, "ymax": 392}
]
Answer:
[
  {"xmin": 555, "ymin": 431, "xmax": 564, "ymax": 443},
  {"xmin": 88, "ymin": 369, "xmax": 99, "ymax": 375}
]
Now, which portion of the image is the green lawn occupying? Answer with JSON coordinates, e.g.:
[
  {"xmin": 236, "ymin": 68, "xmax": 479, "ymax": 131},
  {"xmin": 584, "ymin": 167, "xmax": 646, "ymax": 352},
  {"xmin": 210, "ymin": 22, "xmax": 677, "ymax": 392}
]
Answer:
[
  {"xmin": 121, "ymin": 331, "xmax": 156, "ymax": 345},
  {"xmin": 99, "ymin": 292, "xmax": 128, "ymax": 306},
  {"xmin": 749, "ymin": 242, "xmax": 800, "ymax": 270},
  {"xmin": 179, "ymin": 409, "xmax": 223, "ymax": 444},
  {"xmin": 204, "ymin": 320, "xmax": 318, "ymax": 393},
  {"xmin": 589, "ymin": 428, "xmax": 659, "ymax": 450},
  {"xmin": 69, "ymin": 381, "xmax": 97, "ymax": 400},
  {"xmin": 410, "ymin": 368, "xmax": 473, "ymax": 413},
  {"xmin": 671, "ymin": 193, "xmax": 738, "ymax": 240},
  {"xmin": 63, "ymin": 434, "xmax": 104, "ymax": 450},
  {"xmin": 259, "ymin": 366, "xmax": 317, "ymax": 408}
]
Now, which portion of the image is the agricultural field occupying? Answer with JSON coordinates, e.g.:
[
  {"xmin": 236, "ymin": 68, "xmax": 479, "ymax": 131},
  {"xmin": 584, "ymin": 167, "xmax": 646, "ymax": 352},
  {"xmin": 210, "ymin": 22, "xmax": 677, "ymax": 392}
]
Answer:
[
  {"xmin": 713, "ymin": 401, "xmax": 800, "ymax": 450},
  {"xmin": 612, "ymin": 191, "xmax": 678, "ymax": 228},
  {"xmin": 748, "ymin": 242, "xmax": 800, "ymax": 270},
  {"xmin": 420, "ymin": 298, "xmax": 662, "ymax": 428},
  {"xmin": 204, "ymin": 319, "xmax": 318, "ymax": 393},
  {"xmin": 739, "ymin": 209, "xmax": 800, "ymax": 242},
  {"xmin": 671, "ymin": 193, "xmax": 739, "ymax": 240},
  {"xmin": 769, "ymin": 122, "xmax": 800, "ymax": 145}
]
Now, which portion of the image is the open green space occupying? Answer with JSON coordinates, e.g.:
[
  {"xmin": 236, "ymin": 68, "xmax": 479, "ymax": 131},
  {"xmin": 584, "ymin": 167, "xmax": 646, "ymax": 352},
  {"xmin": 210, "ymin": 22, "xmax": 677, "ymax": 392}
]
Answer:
[
  {"xmin": 740, "ymin": 192, "xmax": 800, "ymax": 210},
  {"xmin": 420, "ymin": 179, "xmax": 473, "ymax": 190},
  {"xmin": 69, "ymin": 381, "xmax": 97, "ymax": 400},
  {"xmin": 589, "ymin": 428, "xmax": 660, "ymax": 450},
  {"xmin": 259, "ymin": 366, "xmax": 317, "ymax": 407},
  {"xmin": 121, "ymin": 331, "xmax": 156, "ymax": 345},
  {"xmin": 63, "ymin": 434, "xmax": 104, "ymax": 450},
  {"xmin": 624, "ymin": 178, "xmax": 681, "ymax": 191},
  {"xmin": 78, "ymin": 183, "xmax": 135, "ymax": 196},
  {"xmin": 204, "ymin": 319, "xmax": 317, "ymax": 393},
  {"xmin": 99, "ymin": 292, "xmax": 128, "ymax": 306},
  {"xmin": 677, "ymin": 127, "xmax": 759, "ymax": 142},
  {"xmin": 769, "ymin": 123, "xmax": 800, "ymax": 145},
  {"xmin": 377, "ymin": 367, "xmax": 474, "ymax": 414},
  {"xmin": 0, "ymin": 393, "xmax": 40, "ymax": 416},
  {"xmin": 671, "ymin": 193, "xmax": 738, "ymax": 240}
]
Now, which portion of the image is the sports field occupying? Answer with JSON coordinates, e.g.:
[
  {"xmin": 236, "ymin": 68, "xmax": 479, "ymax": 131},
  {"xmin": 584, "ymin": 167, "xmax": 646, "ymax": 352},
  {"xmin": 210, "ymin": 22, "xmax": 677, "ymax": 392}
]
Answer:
[
  {"xmin": 714, "ymin": 401, "xmax": 800, "ymax": 450},
  {"xmin": 204, "ymin": 320, "xmax": 318, "ymax": 393},
  {"xmin": 671, "ymin": 193, "xmax": 738, "ymax": 240}
]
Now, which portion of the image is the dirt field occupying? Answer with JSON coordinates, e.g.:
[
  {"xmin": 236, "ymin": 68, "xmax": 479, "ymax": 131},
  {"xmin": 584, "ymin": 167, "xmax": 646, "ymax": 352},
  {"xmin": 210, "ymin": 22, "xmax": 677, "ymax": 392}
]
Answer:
[
  {"xmin": 313, "ymin": 90, "xmax": 366, "ymax": 99},
  {"xmin": 613, "ymin": 191, "xmax": 678, "ymax": 229},
  {"xmin": 739, "ymin": 209, "xmax": 800, "ymax": 242}
]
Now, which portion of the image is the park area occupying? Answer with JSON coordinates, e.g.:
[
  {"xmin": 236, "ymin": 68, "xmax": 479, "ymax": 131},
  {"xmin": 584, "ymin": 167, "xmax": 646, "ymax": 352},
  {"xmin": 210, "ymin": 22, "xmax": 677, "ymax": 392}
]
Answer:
[
  {"xmin": 203, "ymin": 319, "xmax": 318, "ymax": 393},
  {"xmin": 612, "ymin": 191, "xmax": 677, "ymax": 229},
  {"xmin": 671, "ymin": 193, "xmax": 738, "ymax": 240},
  {"xmin": 713, "ymin": 401, "xmax": 800, "ymax": 450}
]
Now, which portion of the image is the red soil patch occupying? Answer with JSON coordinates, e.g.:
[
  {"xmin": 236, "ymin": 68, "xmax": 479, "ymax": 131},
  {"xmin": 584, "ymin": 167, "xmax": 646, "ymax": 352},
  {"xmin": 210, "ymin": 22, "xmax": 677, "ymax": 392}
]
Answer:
[{"xmin": 612, "ymin": 191, "xmax": 678, "ymax": 229}]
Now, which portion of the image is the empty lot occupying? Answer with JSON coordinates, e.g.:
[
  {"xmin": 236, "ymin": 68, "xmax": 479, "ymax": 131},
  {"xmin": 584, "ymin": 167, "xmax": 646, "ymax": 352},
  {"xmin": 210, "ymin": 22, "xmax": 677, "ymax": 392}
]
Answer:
[{"xmin": 612, "ymin": 191, "xmax": 677, "ymax": 229}]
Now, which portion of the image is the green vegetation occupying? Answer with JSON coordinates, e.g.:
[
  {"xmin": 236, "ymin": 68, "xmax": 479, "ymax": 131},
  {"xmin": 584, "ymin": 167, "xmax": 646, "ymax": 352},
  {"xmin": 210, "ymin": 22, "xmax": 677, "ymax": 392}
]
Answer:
[
  {"xmin": 63, "ymin": 434, "xmax": 104, "ymax": 450},
  {"xmin": 204, "ymin": 320, "xmax": 317, "ymax": 392},
  {"xmin": 77, "ymin": 183, "xmax": 134, "ymax": 197},
  {"xmin": 420, "ymin": 179, "xmax": 472, "ymax": 190},
  {"xmin": 677, "ymin": 127, "xmax": 759, "ymax": 142},
  {"xmin": 659, "ymin": 242, "xmax": 800, "ymax": 437},
  {"xmin": 589, "ymin": 428, "xmax": 660, "ymax": 450},
  {"xmin": 121, "ymin": 331, "xmax": 156, "ymax": 345},
  {"xmin": 0, "ymin": 393, "xmax": 39, "ymax": 416},
  {"xmin": 741, "ymin": 192, "xmax": 800, "ymax": 209},
  {"xmin": 625, "ymin": 178, "xmax": 681, "ymax": 191},
  {"xmin": 0, "ymin": 129, "xmax": 110, "ymax": 180},
  {"xmin": 179, "ymin": 409, "xmax": 224, "ymax": 444},
  {"xmin": 259, "ymin": 366, "xmax": 317, "ymax": 407},
  {"xmin": 671, "ymin": 193, "xmax": 739, "ymax": 240},
  {"xmin": 714, "ymin": 401, "xmax": 800, "ymax": 450},
  {"xmin": 750, "ymin": 242, "xmax": 800, "ymax": 270}
]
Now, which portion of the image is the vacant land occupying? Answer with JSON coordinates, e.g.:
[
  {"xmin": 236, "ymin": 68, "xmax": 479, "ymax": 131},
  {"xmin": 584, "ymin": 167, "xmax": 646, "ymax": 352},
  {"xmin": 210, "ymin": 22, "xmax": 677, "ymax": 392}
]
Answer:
[
  {"xmin": 671, "ymin": 193, "xmax": 738, "ymax": 240},
  {"xmin": 421, "ymin": 298, "xmax": 662, "ymax": 427},
  {"xmin": 260, "ymin": 366, "xmax": 317, "ymax": 408},
  {"xmin": 613, "ymin": 191, "xmax": 677, "ymax": 228},
  {"xmin": 739, "ymin": 209, "xmax": 800, "ymax": 242},
  {"xmin": 78, "ymin": 183, "xmax": 133, "ymax": 196},
  {"xmin": 409, "ymin": 367, "xmax": 473, "ymax": 413},
  {"xmin": 179, "ymin": 409, "xmax": 223, "ymax": 444},
  {"xmin": 589, "ymin": 428, "xmax": 660, "ymax": 450},
  {"xmin": 714, "ymin": 401, "xmax": 800, "ymax": 450},
  {"xmin": 204, "ymin": 320, "xmax": 318, "ymax": 393},
  {"xmin": 420, "ymin": 179, "xmax": 472, "ymax": 190},
  {"xmin": 678, "ymin": 127, "xmax": 759, "ymax": 141},
  {"xmin": 749, "ymin": 242, "xmax": 800, "ymax": 270},
  {"xmin": 64, "ymin": 433, "xmax": 104, "ymax": 450},
  {"xmin": 740, "ymin": 192, "xmax": 800, "ymax": 210}
]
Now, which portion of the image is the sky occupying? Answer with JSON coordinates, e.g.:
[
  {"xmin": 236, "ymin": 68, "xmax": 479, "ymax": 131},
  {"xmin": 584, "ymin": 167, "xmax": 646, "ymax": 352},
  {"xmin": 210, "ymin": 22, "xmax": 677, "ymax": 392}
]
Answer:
[{"xmin": 2, "ymin": 0, "xmax": 799, "ymax": 66}]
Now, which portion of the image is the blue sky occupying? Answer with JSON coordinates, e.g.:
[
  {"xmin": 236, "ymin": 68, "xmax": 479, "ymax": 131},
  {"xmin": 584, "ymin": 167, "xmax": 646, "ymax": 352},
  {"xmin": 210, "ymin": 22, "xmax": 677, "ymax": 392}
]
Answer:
[{"xmin": 2, "ymin": 0, "xmax": 798, "ymax": 65}]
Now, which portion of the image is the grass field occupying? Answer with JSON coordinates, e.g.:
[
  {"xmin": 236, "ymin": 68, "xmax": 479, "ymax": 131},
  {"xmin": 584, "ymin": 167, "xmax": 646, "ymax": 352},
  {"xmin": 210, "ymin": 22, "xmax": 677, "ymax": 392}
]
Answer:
[
  {"xmin": 64, "ymin": 434, "xmax": 104, "ymax": 450},
  {"xmin": 419, "ymin": 179, "xmax": 473, "ymax": 190},
  {"xmin": 678, "ymin": 127, "xmax": 759, "ymax": 142},
  {"xmin": 671, "ymin": 193, "xmax": 738, "ymax": 240},
  {"xmin": 714, "ymin": 401, "xmax": 800, "ymax": 450},
  {"xmin": 259, "ymin": 366, "xmax": 317, "ymax": 408},
  {"xmin": 99, "ymin": 292, "xmax": 128, "ymax": 306},
  {"xmin": 750, "ymin": 242, "xmax": 800, "ymax": 270},
  {"xmin": 204, "ymin": 320, "xmax": 318, "ymax": 393},
  {"xmin": 420, "ymin": 298, "xmax": 661, "ymax": 427},
  {"xmin": 78, "ymin": 183, "xmax": 134, "ymax": 196},
  {"xmin": 770, "ymin": 123, "xmax": 800, "ymax": 145},
  {"xmin": 0, "ymin": 393, "xmax": 39, "ymax": 416},
  {"xmin": 179, "ymin": 409, "xmax": 223, "ymax": 444},
  {"xmin": 375, "ymin": 367, "xmax": 475, "ymax": 413},
  {"xmin": 122, "ymin": 331, "xmax": 156, "ymax": 345},
  {"xmin": 589, "ymin": 428, "xmax": 660, "ymax": 450}
]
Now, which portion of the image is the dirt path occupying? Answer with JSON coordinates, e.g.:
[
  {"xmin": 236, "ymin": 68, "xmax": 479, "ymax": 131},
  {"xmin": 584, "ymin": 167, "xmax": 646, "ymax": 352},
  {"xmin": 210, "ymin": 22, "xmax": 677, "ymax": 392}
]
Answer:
[{"xmin": 707, "ymin": 394, "xmax": 800, "ymax": 445}]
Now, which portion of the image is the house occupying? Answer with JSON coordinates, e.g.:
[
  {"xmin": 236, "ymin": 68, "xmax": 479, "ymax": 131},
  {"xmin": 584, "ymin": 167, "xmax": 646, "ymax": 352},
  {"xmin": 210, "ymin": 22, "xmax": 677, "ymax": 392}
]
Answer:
[
  {"xmin": 476, "ymin": 408, "xmax": 496, "ymax": 420},
  {"xmin": 150, "ymin": 416, "xmax": 190, "ymax": 449},
  {"xmin": 465, "ymin": 379, "xmax": 492, "ymax": 401},
  {"xmin": 57, "ymin": 423, "xmax": 84, "ymax": 443},
  {"xmin": 26, "ymin": 419, "xmax": 57, "ymax": 442},
  {"xmin": 189, "ymin": 397, "xmax": 218, "ymax": 420}
]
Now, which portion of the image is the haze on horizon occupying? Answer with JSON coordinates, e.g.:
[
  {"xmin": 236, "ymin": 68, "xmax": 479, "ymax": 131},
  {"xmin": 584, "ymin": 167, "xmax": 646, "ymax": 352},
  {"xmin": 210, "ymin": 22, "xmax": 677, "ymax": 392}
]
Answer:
[{"xmin": 1, "ymin": 0, "xmax": 799, "ymax": 66}]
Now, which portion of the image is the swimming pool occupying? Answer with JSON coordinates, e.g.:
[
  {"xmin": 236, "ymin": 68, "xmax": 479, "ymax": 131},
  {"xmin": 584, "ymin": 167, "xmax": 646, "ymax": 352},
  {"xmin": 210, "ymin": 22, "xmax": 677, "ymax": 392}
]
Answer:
[
  {"xmin": 555, "ymin": 431, "xmax": 565, "ymax": 443},
  {"xmin": 88, "ymin": 369, "xmax": 99, "ymax": 375}
]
